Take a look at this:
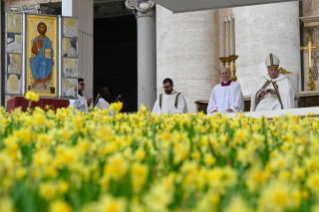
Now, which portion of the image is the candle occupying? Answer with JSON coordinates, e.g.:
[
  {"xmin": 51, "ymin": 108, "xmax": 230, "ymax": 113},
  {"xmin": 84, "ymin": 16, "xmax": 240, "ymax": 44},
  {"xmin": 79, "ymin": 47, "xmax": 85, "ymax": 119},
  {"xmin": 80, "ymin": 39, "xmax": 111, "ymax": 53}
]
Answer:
[
  {"xmin": 223, "ymin": 20, "xmax": 226, "ymax": 57},
  {"xmin": 232, "ymin": 15, "xmax": 236, "ymax": 56},
  {"xmin": 228, "ymin": 17, "xmax": 231, "ymax": 56},
  {"xmin": 226, "ymin": 18, "xmax": 230, "ymax": 57}
]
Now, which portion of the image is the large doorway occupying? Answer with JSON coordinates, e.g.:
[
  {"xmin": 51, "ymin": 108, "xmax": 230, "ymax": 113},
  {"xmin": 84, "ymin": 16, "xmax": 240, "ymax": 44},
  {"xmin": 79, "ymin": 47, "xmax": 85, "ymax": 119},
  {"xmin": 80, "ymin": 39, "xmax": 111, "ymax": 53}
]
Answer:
[{"xmin": 94, "ymin": 11, "xmax": 137, "ymax": 112}]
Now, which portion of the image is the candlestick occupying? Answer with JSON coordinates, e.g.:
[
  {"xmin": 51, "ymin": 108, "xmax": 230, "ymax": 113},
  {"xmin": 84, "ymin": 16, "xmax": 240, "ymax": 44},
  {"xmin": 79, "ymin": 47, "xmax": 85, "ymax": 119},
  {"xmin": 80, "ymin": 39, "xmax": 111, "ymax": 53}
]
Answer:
[
  {"xmin": 229, "ymin": 55, "xmax": 239, "ymax": 82},
  {"xmin": 219, "ymin": 57, "xmax": 227, "ymax": 67}
]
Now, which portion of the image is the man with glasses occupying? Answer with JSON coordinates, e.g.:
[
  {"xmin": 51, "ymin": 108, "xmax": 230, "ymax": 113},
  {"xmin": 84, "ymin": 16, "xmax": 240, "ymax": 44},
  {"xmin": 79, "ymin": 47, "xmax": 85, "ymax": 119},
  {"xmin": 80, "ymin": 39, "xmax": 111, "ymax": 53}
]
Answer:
[
  {"xmin": 69, "ymin": 78, "xmax": 93, "ymax": 113},
  {"xmin": 152, "ymin": 78, "xmax": 188, "ymax": 115}
]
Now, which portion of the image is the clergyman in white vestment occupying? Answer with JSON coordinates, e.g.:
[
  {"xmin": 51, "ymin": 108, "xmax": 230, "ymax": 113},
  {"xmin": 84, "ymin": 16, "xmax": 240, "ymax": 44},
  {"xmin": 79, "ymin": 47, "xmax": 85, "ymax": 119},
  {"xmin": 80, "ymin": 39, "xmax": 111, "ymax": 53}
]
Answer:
[
  {"xmin": 207, "ymin": 67, "xmax": 244, "ymax": 114},
  {"xmin": 152, "ymin": 78, "xmax": 188, "ymax": 115},
  {"xmin": 69, "ymin": 78, "xmax": 93, "ymax": 113},
  {"xmin": 251, "ymin": 53, "xmax": 298, "ymax": 112},
  {"xmin": 94, "ymin": 87, "xmax": 111, "ymax": 110}
]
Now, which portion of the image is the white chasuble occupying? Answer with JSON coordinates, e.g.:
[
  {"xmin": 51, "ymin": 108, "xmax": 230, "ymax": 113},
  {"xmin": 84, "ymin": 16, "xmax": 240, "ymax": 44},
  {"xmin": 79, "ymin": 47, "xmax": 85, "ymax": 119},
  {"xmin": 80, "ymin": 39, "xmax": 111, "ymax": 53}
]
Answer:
[
  {"xmin": 152, "ymin": 90, "xmax": 188, "ymax": 115},
  {"xmin": 95, "ymin": 98, "xmax": 110, "ymax": 110},
  {"xmin": 69, "ymin": 94, "xmax": 88, "ymax": 113},
  {"xmin": 251, "ymin": 74, "xmax": 298, "ymax": 112},
  {"xmin": 207, "ymin": 81, "xmax": 244, "ymax": 114}
]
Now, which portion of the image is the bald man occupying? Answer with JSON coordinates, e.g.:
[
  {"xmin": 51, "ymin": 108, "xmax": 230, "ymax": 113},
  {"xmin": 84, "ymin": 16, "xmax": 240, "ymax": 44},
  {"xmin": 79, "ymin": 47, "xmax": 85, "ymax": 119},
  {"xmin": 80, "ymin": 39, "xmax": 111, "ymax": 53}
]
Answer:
[{"xmin": 207, "ymin": 67, "xmax": 244, "ymax": 114}]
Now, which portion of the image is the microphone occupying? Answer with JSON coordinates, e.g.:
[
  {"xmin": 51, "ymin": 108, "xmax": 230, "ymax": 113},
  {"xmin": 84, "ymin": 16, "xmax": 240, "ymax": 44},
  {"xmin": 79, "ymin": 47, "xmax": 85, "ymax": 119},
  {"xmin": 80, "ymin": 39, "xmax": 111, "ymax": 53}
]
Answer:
[{"xmin": 115, "ymin": 95, "xmax": 122, "ymax": 102}]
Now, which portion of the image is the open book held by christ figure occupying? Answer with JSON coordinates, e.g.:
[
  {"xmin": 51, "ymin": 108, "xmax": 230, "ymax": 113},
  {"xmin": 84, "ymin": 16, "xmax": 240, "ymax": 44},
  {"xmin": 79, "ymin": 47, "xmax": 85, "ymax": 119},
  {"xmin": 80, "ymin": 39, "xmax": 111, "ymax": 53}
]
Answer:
[
  {"xmin": 250, "ymin": 53, "xmax": 298, "ymax": 111},
  {"xmin": 31, "ymin": 22, "xmax": 54, "ymax": 89}
]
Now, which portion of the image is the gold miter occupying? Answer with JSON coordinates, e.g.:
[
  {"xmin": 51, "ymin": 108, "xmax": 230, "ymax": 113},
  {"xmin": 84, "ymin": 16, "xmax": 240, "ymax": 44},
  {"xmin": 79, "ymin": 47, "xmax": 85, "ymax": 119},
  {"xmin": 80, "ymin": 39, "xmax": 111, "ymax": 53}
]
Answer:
[{"xmin": 265, "ymin": 53, "xmax": 280, "ymax": 69}]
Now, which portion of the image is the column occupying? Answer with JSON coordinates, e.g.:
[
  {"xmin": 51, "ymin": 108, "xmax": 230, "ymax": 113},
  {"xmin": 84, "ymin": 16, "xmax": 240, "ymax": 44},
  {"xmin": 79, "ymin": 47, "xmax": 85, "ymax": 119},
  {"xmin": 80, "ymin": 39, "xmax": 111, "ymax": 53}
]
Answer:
[
  {"xmin": 233, "ymin": 2, "xmax": 301, "ymax": 95},
  {"xmin": 62, "ymin": 0, "xmax": 94, "ymax": 99},
  {"xmin": 126, "ymin": 0, "xmax": 156, "ymax": 109},
  {"xmin": 156, "ymin": 5, "xmax": 220, "ymax": 113}
]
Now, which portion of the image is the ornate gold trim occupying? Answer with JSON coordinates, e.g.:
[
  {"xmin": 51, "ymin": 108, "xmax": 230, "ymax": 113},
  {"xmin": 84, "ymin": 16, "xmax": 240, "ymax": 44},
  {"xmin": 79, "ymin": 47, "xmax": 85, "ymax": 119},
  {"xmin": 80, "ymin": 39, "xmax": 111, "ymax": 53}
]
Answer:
[
  {"xmin": 254, "ymin": 80, "xmax": 271, "ymax": 110},
  {"xmin": 267, "ymin": 53, "xmax": 279, "ymax": 69},
  {"xmin": 267, "ymin": 65, "xmax": 279, "ymax": 69},
  {"xmin": 272, "ymin": 81, "xmax": 283, "ymax": 109},
  {"xmin": 279, "ymin": 67, "xmax": 292, "ymax": 75}
]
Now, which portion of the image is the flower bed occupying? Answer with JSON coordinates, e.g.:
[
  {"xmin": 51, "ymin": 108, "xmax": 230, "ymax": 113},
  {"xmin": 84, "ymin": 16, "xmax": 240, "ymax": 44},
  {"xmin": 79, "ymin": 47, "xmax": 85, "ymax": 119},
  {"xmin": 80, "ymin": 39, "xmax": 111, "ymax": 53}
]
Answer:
[{"xmin": 1, "ymin": 94, "xmax": 319, "ymax": 212}]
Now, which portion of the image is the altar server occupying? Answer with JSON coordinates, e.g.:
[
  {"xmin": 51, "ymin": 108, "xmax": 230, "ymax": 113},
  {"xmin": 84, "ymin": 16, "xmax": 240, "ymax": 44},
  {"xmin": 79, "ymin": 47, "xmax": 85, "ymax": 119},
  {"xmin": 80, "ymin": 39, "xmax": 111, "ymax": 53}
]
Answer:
[
  {"xmin": 207, "ymin": 67, "xmax": 244, "ymax": 114},
  {"xmin": 69, "ymin": 78, "xmax": 93, "ymax": 113},
  {"xmin": 251, "ymin": 53, "xmax": 298, "ymax": 111},
  {"xmin": 152, "ymin": 78, "xmax": 188, "ymax": 115},
  {"xmin": 94, "ymin": 87, "xmax": 110, "ymax": 110}
]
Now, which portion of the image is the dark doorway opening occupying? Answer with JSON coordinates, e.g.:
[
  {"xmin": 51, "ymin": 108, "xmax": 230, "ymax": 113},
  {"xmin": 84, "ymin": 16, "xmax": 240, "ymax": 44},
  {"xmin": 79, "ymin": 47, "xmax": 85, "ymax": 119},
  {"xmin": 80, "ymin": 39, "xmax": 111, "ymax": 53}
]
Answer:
[{"xmin": 94, "ymin": 15, "xmax": 137, "ymax": 112}]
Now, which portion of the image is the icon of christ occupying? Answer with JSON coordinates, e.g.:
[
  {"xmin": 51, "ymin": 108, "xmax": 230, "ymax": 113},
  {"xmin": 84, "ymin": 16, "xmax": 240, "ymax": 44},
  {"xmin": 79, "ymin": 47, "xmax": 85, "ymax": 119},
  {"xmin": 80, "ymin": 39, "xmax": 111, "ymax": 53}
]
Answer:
[{"xmin": 31, "ymin": 22, "xmax": 54, "ymax": 89}]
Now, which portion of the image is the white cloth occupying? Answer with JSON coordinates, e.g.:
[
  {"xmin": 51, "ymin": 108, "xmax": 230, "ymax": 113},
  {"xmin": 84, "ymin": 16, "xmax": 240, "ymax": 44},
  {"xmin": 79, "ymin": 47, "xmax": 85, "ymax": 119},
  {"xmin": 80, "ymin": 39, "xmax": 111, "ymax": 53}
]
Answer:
[
  {"xmin": 69, "ymin": 94, "xmax": 88, "ymax": 113},
  {"xmin": 95, "ymin": 98, "xmax": 110, "ymax": 110},
  {"xmin": 255, "ymin": 83, "xmax": 281, "ymax": 111},
  {"xmin": 152, "ymin": 90, "xmax": 188, "ymax": 115},
  {"xmin": 251, "ymin": 74, "xmax": 298, "ymax": 112},
  {"xmin": 207, "ymin": 81, "xmax": 244, "ymax": 114}
]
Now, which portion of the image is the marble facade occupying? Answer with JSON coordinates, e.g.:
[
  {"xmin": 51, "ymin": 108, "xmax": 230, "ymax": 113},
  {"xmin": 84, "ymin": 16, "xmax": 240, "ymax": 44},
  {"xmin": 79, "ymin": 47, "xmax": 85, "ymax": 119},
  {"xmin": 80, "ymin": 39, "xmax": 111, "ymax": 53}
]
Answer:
[{"xmin": 3, "ymin": 0, "xmax": 319, "ymax": 113}]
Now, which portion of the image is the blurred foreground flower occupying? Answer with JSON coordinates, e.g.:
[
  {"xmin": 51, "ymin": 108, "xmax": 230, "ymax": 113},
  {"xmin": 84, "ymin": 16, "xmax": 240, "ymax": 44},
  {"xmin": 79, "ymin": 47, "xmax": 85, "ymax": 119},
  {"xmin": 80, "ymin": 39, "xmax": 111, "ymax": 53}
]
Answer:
[{"xmin": 25, "ymin": 91, "xmax": 39, "ymax": 102}]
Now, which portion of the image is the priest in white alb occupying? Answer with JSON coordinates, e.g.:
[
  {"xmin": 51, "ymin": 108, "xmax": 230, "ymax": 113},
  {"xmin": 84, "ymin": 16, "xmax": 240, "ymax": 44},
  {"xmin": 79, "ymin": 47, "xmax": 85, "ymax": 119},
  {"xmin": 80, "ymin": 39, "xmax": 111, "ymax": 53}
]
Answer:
[
  {"xmin": 207, "ymin": 67, "xmax": 244, "ymax": 114},
  {"xmin": 152, "ymin": 78, "xmax": 188, "ymax": 115},
  {"xmin": 251, "ymin": 53, "xmax": 298, "ymax": 111},
  {"xmin": 69, "ymin": 78, "xmax": 93, "ymax": 113}
]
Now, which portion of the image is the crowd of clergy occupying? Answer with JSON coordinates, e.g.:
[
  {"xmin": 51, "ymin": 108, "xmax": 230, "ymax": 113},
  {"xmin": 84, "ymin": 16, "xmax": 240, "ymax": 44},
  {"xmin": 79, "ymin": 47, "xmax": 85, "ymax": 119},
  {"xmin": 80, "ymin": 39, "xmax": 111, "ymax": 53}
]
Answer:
[{"xmin": 70, "ymin": 53, "xmax": 298, "ymax": 115}]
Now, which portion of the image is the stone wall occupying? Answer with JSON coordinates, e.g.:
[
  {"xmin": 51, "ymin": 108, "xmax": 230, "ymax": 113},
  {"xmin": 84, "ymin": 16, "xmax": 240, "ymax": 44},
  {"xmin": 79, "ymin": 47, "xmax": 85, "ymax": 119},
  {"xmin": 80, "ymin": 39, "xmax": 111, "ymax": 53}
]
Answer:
[
  {"xmin": 156, "ymin": 6, "xmax": 220, "ymax": 113},
  {"xmin": 233, "ymin": 2, "xmax": 301, "ymax": 96}
]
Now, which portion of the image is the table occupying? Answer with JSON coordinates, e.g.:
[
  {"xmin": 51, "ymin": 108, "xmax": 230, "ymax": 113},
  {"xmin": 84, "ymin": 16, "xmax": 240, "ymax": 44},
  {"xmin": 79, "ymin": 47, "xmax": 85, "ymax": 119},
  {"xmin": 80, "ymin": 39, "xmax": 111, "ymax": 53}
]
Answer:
[{"xmin": 7, "ymin": 96, "xmax": 70, "ymax": 113}]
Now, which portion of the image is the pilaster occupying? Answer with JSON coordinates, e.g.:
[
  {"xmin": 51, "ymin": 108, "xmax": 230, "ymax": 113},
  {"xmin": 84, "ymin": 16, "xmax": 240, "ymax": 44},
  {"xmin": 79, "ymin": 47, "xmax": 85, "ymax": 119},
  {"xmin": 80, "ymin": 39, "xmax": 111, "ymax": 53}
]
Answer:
[
  {"xmin": 300, "ymin": 0, "xmax": 319, "ymax": 90},
  {"xmin": 62, "ymin": 0, "xmax": 94, "ymax": 99}
]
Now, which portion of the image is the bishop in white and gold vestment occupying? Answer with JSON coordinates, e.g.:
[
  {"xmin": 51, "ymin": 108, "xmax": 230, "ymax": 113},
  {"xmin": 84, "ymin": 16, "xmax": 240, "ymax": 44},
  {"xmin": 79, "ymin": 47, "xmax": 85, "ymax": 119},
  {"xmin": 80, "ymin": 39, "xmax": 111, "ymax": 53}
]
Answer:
[{"xmin": 251, "ymin": 54, "xmax": 298, "ymax": 112}]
